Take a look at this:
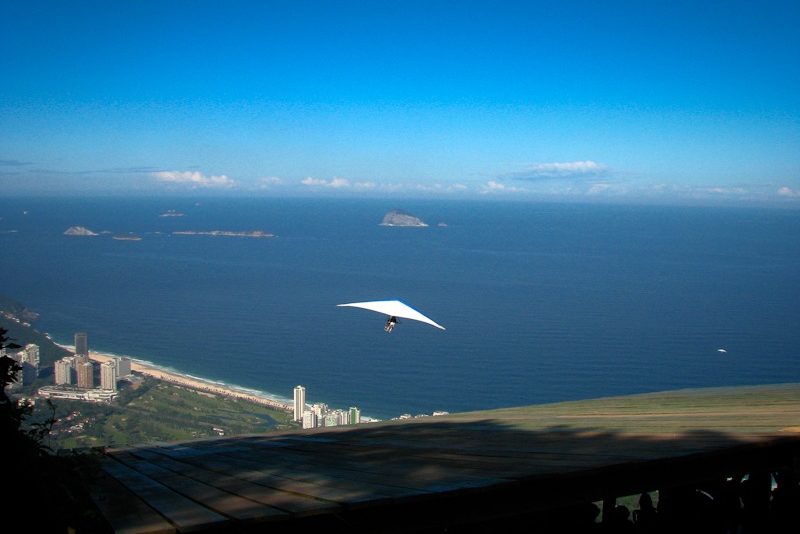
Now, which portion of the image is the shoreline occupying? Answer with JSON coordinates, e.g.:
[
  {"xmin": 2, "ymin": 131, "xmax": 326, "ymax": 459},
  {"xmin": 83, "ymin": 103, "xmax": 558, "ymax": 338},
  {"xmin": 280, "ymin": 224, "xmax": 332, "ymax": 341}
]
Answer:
[{"xmin": 56, "ymin": 343, "xmax": 293, "ymax": 413}]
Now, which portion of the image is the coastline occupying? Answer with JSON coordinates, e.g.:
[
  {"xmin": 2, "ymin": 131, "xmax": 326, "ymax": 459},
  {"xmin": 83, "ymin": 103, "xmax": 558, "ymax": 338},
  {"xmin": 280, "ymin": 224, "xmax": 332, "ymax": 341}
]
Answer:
[{"xmin": 56, "ymin": 343, "xmax": 293, "ymax": 413}]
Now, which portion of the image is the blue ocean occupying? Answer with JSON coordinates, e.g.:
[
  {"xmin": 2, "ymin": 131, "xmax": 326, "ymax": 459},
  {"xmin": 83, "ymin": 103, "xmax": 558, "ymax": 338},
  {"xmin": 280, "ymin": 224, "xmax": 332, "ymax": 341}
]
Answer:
[{"xmin": 1, "ymin": 197, "xmax": 799, "ymax": 419}]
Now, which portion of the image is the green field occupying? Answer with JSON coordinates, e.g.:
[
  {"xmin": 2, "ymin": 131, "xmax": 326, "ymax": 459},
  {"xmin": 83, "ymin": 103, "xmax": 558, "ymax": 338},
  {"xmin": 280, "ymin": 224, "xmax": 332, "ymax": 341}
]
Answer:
[{"xmin": 39, "ymin": 377, "xmax": 298, "ymax": 450}]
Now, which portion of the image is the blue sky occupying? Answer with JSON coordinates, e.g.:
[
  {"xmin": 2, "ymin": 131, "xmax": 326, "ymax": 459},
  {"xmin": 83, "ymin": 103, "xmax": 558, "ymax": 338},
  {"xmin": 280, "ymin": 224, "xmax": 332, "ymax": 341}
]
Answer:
[{"xmin": 1, "ymin": 0, "xmax": 799, "ymax": 203}]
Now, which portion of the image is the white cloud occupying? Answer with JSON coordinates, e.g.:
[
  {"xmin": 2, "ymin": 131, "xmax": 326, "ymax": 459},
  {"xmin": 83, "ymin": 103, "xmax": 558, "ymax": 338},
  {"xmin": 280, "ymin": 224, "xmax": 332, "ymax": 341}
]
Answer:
[
  {"xmin": 480, "ymin": 180, "xmax": 524, "ymax": 194},
  {"xmin": 299, "ymin": 177, "xmax": 471, "ymax": 194},
  {"xmin": 329, "ymin": 177, "xmax": 350, "ymax": 188},
  {"xmin": 152, "ymin": 170, "xmax": 234, "ymax": 188},
  {"xmin": 409, "ymin": 182, "xmax": 472, "ymax": 194},
  {"xmin": 506, "ymin": 160, "xmax": 607, "ymax": 181},
  {"xmin": 485, "ymin": 180, "xmax": 505, "ymax": 191},
  {"xmin": 300, "ymin": 176, "xmax": 351, "ymax": 188},
  {"xmin": 778, "ymin": 186, "xmax": 800, "ymax": 198},
  {"xmin": 301, "ymin": 177, "xmax": 326, "ymax": 186}
]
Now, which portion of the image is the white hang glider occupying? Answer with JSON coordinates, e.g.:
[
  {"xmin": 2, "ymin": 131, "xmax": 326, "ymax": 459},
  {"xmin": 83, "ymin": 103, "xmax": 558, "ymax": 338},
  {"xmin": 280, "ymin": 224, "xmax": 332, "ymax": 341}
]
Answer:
[{"xmin": 337, "ymin": 300, "xmax": 446, "ymax": 333}]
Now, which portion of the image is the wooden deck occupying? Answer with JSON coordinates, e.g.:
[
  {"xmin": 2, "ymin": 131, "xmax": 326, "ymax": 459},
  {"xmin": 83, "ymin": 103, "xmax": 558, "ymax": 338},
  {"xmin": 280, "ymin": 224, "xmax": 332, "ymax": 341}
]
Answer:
[{"xmin": 86, "ymin": 384, "xmax": 800, "ymax": 532}]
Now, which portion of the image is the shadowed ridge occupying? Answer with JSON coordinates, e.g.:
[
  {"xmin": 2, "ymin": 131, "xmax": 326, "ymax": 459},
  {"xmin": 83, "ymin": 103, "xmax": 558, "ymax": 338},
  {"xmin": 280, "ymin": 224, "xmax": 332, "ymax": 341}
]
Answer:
[{"xmin": 85, "ymin": 383, "xmax": 800, "ymax": 532}]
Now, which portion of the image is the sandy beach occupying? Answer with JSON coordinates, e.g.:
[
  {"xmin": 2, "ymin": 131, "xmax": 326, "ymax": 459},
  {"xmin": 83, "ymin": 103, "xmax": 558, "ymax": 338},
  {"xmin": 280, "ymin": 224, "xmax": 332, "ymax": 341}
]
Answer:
[{"xmin": 57, "ymin": 344, "xmax": 293, "ymax": 412}]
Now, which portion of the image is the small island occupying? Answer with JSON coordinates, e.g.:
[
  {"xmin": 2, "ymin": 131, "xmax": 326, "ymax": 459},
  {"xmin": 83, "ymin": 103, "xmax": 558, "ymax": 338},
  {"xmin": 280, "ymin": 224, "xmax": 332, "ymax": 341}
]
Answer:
[
  {"xmin": 112, "ymin": 234, "xmax": 142, "ymax": 241},
  {"xmin": 159, "ymin": 210, "xmax": 185, "ymax": 217},
  {"xmin": 380, "ymin": 209, "xmax": 428, "ymax": 227},
  {"xmin": 63, "ymin": 226, "xmax": 98, "ymax": 236},
  {"xmin": 172, "ymin": 230, "xmax": 275, "ymax": 238}
]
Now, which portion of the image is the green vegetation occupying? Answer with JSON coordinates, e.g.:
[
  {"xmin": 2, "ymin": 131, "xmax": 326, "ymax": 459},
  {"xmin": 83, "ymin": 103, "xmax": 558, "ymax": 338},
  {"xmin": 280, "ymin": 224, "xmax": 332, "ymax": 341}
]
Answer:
[
  {"xmin": 40, "ymin": 376, "xmax": 297, "ymax": 449},
  {"xmin": 447, "ymin": 383, "xmax": 800, "ymax": 436}
]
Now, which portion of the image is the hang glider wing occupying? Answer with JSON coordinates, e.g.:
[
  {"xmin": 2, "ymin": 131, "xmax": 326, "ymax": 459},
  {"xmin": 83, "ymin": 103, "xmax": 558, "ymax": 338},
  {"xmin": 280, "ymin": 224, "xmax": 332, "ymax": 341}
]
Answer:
[{"xmin": 337, "ymin": 300, "xmax": 445, "ymax": 330}]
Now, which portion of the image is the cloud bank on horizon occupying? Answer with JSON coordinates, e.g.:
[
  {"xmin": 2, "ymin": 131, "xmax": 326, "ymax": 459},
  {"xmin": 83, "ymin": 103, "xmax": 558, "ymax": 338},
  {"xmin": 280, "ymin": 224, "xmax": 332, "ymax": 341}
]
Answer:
[
  {"xmin": 1, "ymin": 158, "xmax": 797, "ymax": 204},
  {"xmin": 93, "ymin": 160, "xmax": 791, "ymax": 204},
  {"xmin": 153, "ymin": 171, "xmax": 235, "ymax": 188}
]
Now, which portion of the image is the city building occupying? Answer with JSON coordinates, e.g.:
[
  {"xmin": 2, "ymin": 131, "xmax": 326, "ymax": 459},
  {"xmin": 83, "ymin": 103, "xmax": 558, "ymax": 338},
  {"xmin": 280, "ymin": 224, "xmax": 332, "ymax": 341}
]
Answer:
[
  {"xmin": 349, "ymin": 406, "xmax": 361, "ymax": 425},
  {"xmin": 115, "ymin": 356, "xmax": 132, "ymax": 377},
  {"xmin": 5, "ymin": 351, "xmax": 23, "ymax": 389},
  {"xmin": 6, "ymin": 344, "xmax": 40, "ymax": 386},
  {"xmin": 21, "ymin": 361, "xmax": 37, "ymax": 385},
  {"xmin": 293, "ymin": 385, "xmax": 306, "ymax": 421},
  {"xmin": 311, "ymin": 403, "xmax": 327, "ymax": 419},
  {"xmin": 323, "ymin": 413, "xmax": 339, "ymax": 427},
  {"xmin": 38, "ymin": 386, "xmax": 117, "ymax": 403},
  {"xmin": 23, "ymin": 344, "xmax": 39, "ymax": 366},
  {"xmin": 335, "ymin": 409, "xmax": 350, "ymax": 425},
  {"xmin": 302, "ymin": 409, "xmax": 317, "ymax": 429},
  {"xmin": 54, "ymin": 358, "xmax": 72, "ymax": 385},
  {"xmin": 100, "ymin": 361, "xmax": 117, "ymax": 391},
  {"xmin": 74, "ymin": 332, "xmax": 88, "ymax": 356},
  {"xmin": 76, "ymin": 361, "xmax": 94, "ymax": 389}
]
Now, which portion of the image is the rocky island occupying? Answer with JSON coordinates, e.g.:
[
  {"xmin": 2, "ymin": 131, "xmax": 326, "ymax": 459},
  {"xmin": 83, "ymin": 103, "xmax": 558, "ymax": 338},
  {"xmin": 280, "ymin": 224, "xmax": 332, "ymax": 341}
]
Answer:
[
  {"xmin": 172, "ymin": 230, "xmax": 275, "ymax": 238},
  {"xmin": 380, "ymin": 209, "xmax": 428, "ymax": 227},
  {"xmin": 63, "ymin": 226, "xmax": 98, "ymax": 236}
]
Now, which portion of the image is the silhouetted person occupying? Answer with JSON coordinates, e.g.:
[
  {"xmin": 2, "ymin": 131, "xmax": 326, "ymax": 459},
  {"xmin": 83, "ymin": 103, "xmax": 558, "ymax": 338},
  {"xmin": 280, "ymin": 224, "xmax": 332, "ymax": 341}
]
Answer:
[
  {"xmin": 740, "ymin": 473, "xmax": 771, "ymax": 532},
  {"xmin": 603, "ymin": 504, "xmax": 635, "ymax": 533},
  {"xmin": 771, "ymin": 470, "xmax": 800, "ymax": 531},
  {"xmin": 634, "ymin": 492, "xmax": 659, "ymax": 532}
]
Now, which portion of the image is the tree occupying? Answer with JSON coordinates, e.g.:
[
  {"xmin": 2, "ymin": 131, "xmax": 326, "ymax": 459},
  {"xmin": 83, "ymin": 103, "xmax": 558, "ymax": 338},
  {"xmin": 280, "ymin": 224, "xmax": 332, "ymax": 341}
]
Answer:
[
  {"xmin": 0, "ymin": 328, "xmax": 39, "ymax": 456},
  {"xmin": 0, "ymin": 327, "xmax": 72, "ymax": 528},
  {"xmin": 1, "ymin": 327, "xmax": 54, "ymax": 455}
]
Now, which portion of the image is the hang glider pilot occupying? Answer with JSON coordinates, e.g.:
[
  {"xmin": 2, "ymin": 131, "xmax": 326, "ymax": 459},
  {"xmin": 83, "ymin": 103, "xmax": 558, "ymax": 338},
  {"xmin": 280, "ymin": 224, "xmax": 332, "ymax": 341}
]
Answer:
[{"xmin": 338, "ymin": 300, "xmax": 445, "ymax": 333}]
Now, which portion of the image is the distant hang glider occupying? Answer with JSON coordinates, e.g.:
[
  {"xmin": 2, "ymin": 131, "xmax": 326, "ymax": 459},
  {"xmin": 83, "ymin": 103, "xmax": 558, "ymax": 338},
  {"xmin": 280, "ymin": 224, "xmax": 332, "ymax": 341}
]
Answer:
[{"xmin": 337, "ymin": 300, "xmax": 446, "ymax": 332}]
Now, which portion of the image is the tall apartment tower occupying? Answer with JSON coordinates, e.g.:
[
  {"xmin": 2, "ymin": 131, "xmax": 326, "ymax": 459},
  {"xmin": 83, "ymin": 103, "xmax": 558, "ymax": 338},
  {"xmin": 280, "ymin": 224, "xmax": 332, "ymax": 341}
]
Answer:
[
  {"xmin": 23, "ymin": 344, "xmax": 40, "ymax": 366},
  {"xmin": 302, "ymin": 409, "xmax": 317, "ymax": 429},
  {"xmin": 74, "ymin": 332, "xmax": 88, "ymax": 356},
  {"xmin": 54, "ymin": 358, "xmax": 73, "ymax": 385},
  {"xmin": 348, "ymin": 406, "xmax": 361, "ymax": 425},
  {"xmin": 293, "ymin": 385, "xmax": 306, "ymax": 421},
  {"xmin": 115, "ymin": 357, "xmax": 132, "ymax": 377},
  {"xmin": 100, "ymin": 361, "xmax": 117, "ymax": 391},
  {"xmin": 76, "ymin": 360, "xmax": 94, "ymax": 389},
  {"xmin": 14, "ymin": 344, "xmax": 40, "ymax": 385}
]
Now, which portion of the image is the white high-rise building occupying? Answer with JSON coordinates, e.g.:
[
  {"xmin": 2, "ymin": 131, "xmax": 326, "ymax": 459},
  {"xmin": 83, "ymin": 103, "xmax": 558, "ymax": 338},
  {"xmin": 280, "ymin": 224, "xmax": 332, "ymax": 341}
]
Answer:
[
  {"xmin": 293, "ymin": 385, "xmax": 306, "ymax": 421},
  {"xmin": 334, "ymin": 409, "xmax": 349, "ymax": 425},
  {"xmin": 54, "ymin": 358, "xmax": 73, "ymax": 385},
  {"xmin": 349, "ymin": 407, "xmax": 361, "ymax": 425},
  {"xmin": 302, "ymin": 409, "xmax": 317, "ymax": 429},
  {"xmin": 100, "ymin": 361, "xmax": 117, "ymax": 391},
  {"xmin": 312, "ymin": 403, "xmax": 328, "ymax": 419},
  {"xmin": 115, "ymin": 357, "xmax": 132, "ymax": 377}
]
